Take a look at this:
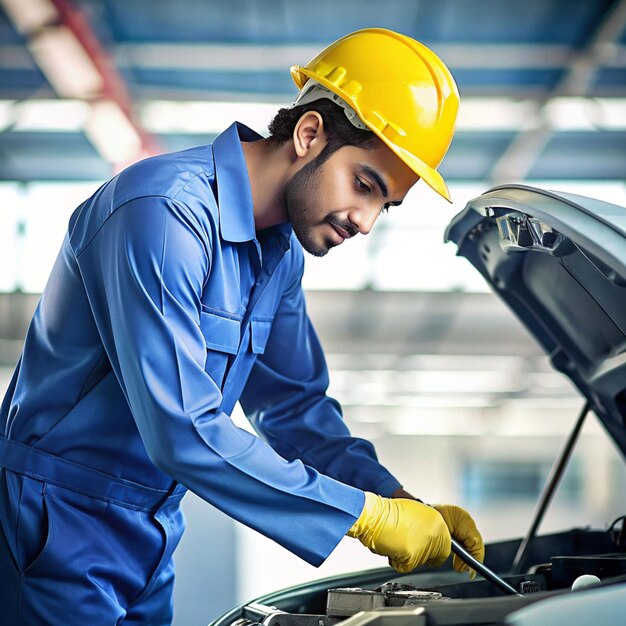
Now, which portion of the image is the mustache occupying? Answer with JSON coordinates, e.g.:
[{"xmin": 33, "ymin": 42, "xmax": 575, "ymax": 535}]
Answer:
[{"xmin": 326, "ymin": 216, "xmax": 358, "ymax": 238}]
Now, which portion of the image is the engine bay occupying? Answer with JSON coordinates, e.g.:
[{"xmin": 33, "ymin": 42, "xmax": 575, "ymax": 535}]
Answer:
[{"xmin": 227, "ymin": 525, "xmax": 626, "ymax": 626}]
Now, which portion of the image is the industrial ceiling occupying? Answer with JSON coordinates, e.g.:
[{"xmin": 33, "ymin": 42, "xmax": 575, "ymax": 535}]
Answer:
[
  {"xmin": 0, "ymin": 0, "xmax": 625, "ymax": 182},
  {"xmin": 0, "ymin": 0, "xmax": 624, "ymax": 421}
]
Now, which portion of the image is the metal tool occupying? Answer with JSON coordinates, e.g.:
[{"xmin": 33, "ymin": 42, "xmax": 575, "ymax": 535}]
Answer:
[{"xmin": 451, "ymin": 538, "xmax": 522, "ymax": 596}]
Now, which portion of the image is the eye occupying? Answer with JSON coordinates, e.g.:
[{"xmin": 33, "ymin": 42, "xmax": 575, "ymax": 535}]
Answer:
[
  {"xmin": 380, "ymin": 204, "xmax": 390, "ymax": 215},
  {"xmin": 355, "ymin": 177, "xmax": 371, "ymax": 193}
]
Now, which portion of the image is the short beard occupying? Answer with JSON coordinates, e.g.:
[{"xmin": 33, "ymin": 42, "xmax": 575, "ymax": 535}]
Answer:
[{"xmin": 284, "ymin": 156, "xmax": 330, "ymax": 257}]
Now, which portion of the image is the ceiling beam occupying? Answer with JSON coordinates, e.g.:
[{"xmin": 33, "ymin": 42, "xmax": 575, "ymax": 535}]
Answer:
[
  {"xmin": 4, "ymin": 40, "xmax": 626, "ymax": 71},
  {"xmin": 489, "ymin": 0, "xmax": 626, "ymax": 184},
  {"xmin": 112, "ymin": 42, "xmax": 579, "ymax": 71},
  {"xmin": 0, "ymin": 0, "xmax": 160, "ymax": 168}
]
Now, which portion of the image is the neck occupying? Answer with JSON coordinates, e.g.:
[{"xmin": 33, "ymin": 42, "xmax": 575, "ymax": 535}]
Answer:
[{"xmin": 241, "ymin": 139, "xmax": 294, "ymax": 231}]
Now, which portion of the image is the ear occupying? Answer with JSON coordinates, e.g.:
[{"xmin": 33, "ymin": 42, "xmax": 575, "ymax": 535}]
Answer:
[{"xmin": 293, "ymin": 111, "xmax": 325, "ymax": 158}]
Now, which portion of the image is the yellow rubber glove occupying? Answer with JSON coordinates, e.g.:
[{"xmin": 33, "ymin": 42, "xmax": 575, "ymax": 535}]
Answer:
[
  {"xmin": 434, "ymin": 504, "xmax": 485, "ymax": 579},
  {"xmin": 347, "ymin": 492, "xmax": 451, "ymax": 573}
]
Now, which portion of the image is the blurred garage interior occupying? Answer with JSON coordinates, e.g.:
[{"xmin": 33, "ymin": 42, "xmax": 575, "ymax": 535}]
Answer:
[{"xmin": 0, "ymin": 1, "xmax": 625, "ymax": 624}]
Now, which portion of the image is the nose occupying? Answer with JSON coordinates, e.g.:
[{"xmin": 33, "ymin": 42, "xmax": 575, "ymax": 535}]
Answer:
[{"xmin": 349, "ymin": 204, "xmax": 380, "ymax": 236}]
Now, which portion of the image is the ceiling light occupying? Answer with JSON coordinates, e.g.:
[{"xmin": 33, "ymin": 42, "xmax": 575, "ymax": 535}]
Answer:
[
  {"xmin": 389, "ymin": 412, "xmax": 488, "ymax": 436},
  {"xmin": 0, "ymin": 0, "xmax": 57, "ymax": 35},
  {"xmin": 29, "ymin": 26, "xmax": 103, "ymax": 98},
  {"xmin": 458, "ymin": 98, "xmax": 538, "ymax": 131},
  {"xmin": 0, "ymin": 101, "xmax": 15, "ymax": 132},
  {"xmin": 141, "ymin": 100, "xmax": 285, "ymax": 134},
  {"xmin": 85, "ymin": 101, "xmax": 142, "ymax": 165},
  {"xmin": 595, "ymin": 98, "xmax": 626, "ymax": 130},
  {"xmin": 13, "ymin": 99, "xmax": 90, "ymax": 132}
]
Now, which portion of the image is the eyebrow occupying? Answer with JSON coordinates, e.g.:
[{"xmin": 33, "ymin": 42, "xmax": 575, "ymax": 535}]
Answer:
[{"xmin": 359, "ymin": 165, "xmax": 403, "ymax": 206}]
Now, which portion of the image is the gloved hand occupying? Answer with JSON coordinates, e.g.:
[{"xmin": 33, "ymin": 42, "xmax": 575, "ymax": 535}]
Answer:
[
  {"xmin": 347, "ymin": 492, "xmax": 451, "ymax": 573},
  {"xmin": 434, "ymin": 504, "xmax": 484, "ymax": 579}
]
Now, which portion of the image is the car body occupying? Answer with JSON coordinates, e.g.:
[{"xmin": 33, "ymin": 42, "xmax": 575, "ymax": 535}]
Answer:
[{"xmin": 211, "ymin": 185, "xmax": 626, "ymax": 626}]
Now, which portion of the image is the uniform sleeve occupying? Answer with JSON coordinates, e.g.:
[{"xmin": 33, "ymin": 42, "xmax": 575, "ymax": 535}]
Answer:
[
  {"xmin": 73, "ymin": 196, "xmax": 364, "ymax": 566},
  {"xmin": 240, "ymin": 245, "xmax": 402, "ymax": 497}
]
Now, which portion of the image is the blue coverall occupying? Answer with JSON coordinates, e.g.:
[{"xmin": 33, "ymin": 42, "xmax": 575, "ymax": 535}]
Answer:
[{"xmin": 0, "ymin": 122, "xmax": 401, "ymax": 624}]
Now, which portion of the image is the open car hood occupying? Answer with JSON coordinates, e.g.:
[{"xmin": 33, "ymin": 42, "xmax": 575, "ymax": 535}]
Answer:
[{"xmin": 445, "ymin": 184, "xmax": 626, "ymax": 458}]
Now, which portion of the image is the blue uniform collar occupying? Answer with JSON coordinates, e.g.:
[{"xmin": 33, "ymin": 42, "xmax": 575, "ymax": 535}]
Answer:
[
  {"xmin": 212, "ymin": 121, "xmax": 293, "ymax": 250},
  {"xmin": 212, "ymin": 122, "xmax": 262, "ymax": 243}
]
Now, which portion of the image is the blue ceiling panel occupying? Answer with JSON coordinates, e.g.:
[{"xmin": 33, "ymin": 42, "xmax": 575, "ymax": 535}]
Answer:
[
  {"xmin": 0, "ymin": 69, "xmax": 52, "ymax": 98},
  {"xmin": 122, "ymin": 67, "xmax": 563, "ymax": 98},
  {"xmin": 124, "ymin": 67, "xmax": 570, "ymax": 97},
  {"xmin": 92, "ymin": 0, "xmax": 414, "ymax": 44},
  {"xmin": 0, "ymin": 128, "xmax": 623, "ymax": 182},
  {"xmin": 0, "ymin": 6, "xmax": 24, "ymax": 45},
  {"xmin": 529, "ymin": 132, "xmax": 626, "ymax": 180},
  {"xmin": 452, "ymin": 68, "xmax": 566, "ymax": 94},
  {"xmin": 127, "ymin": 68, "xmax": 295, "ymax": 96},
  {"xmin": 594, "ymin": 67, "xmax": 626, "ymax": 91},
  {"xmin": 82, "ymin": 0, "xmax": 618, "ymax": 46},
  {"xmin": 445, "ymin": 0, "xmax": 616, "ymax": 46},
  {"xmin": 438, "ymin": 132, "xmax": 517, "ymax": 180},
  {"xmin": 0, "ymin": 132, "xmax": 111, "ymax": 181}
]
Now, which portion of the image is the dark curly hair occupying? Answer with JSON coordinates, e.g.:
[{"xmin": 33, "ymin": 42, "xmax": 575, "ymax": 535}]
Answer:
[{"xmin": 267, "ymin": 98, "xmax": 377, "ymax": 168}]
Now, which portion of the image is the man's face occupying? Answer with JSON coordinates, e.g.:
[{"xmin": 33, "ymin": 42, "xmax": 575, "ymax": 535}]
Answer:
[{"xmin": 284, "ymin": 139, "xmax": 419, "ymax": 257}]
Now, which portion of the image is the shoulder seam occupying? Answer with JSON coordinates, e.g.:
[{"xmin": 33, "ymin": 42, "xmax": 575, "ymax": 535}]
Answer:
[
  {"xmin": 73, "ymin": 195, "xmax": 208, "ymax": 260},
  {"xmin": 171, "ymin": 170, "xmax": 210, "ymax": 201}
]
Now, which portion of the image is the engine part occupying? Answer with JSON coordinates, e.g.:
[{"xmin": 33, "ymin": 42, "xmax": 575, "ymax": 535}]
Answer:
[
  {"xmin": 571, "ymin": 574, "xmax": 602, "ymax": 591},
  {"xmin": 377, "ymin": 583, "xmax": 419, "ymax": 594},
  {"xmin": 327, "ymin": 589, "xmax": 385, "ymax": 617},
  {"xmin": 379, "ymin": 582, "xmax": 447, "ymax": 605},
  {"xmin": 519, "ymin": 581, "xmax": 541, "ymax": 594},
  {"xmin": 385, "ymin": 590, "xmax": 446, "ymax": 606},
  {"xmin": 551, "ymin": 554, "xmax": 626, "ymax": 587}
]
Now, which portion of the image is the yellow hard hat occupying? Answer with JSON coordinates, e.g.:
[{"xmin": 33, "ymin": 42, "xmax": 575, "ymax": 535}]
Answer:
[{"xmin": 291, "ymin": 28, "xmax": 459, "ymax": 202}]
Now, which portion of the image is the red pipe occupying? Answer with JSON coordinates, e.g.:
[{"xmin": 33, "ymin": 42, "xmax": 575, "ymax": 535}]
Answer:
[{"xmin": 48, "ymin": 0, "xmax": 161, "ymax": 161}]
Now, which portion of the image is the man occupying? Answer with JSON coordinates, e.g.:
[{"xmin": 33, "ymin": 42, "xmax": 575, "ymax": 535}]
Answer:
[{"xmin": 0, "ymin": 28, "xmax": 483, "ymax": 624}]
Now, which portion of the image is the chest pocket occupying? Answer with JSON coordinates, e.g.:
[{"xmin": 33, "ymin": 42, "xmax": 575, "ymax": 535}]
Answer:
[{"xmin": 200, "ymin": 308, "xmax": 241, "ymax": 388}]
